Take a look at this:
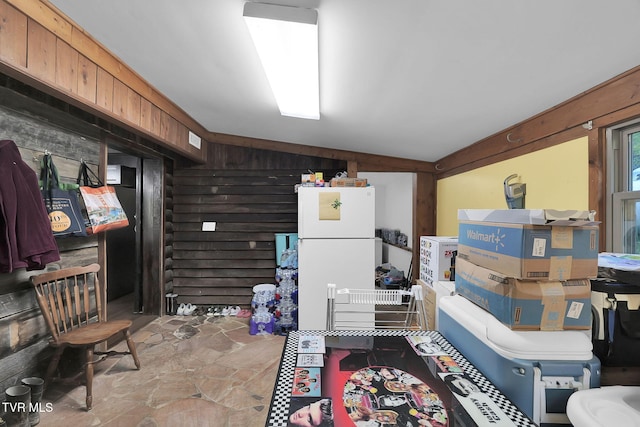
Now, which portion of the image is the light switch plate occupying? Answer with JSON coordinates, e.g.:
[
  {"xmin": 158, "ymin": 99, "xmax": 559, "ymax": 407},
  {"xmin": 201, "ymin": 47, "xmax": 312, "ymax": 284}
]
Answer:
[{"xmin": 202, "ymin": 221, "xmax": 216, "ymax": 231}]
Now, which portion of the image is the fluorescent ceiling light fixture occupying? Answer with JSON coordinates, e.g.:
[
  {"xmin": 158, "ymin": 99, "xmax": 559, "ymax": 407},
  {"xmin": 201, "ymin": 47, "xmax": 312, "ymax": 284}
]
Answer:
[{"xmin": 243, "ymin": 2, "xmax": 319, "ymax": 120}]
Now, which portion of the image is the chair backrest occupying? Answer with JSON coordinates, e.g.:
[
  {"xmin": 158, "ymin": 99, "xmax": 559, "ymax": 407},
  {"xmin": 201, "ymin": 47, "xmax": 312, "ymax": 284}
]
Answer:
[{"xmin": 30, "ymin": 264, "xmax": 103, "ymax": 343}]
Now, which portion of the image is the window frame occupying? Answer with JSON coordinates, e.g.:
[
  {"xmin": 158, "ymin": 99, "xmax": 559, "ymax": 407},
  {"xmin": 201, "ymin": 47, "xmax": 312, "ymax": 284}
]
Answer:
[{"xmin": 606, "ymin": 119, "xmax": 640, "ymax": 252}]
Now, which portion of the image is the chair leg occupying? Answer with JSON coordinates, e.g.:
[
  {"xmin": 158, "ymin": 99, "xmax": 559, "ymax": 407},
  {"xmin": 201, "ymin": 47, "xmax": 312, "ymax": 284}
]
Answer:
[
  {"xmin": 123, "ymin": 329, "xmax": 141, "ymax": 369},
  {"xmin": 85, "ymin": 346, "xmax": 94, "ymax": 410},
  {"xmin": 44, "ymin": 346, "xmax": 64, "ymax": 391}
]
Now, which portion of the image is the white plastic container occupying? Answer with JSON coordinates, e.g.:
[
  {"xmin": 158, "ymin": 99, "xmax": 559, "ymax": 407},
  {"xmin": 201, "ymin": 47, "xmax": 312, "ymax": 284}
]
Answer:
[{"xmin": 566, "ymin": 386, "xmax": 640, "ymax": 427}]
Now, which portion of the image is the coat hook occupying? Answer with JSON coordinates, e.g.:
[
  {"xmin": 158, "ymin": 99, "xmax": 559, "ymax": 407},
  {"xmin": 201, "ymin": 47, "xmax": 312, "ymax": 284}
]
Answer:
[
  {"xmin": 506, "ymin": 133, "xmax": 522, "ymax": 143},
  {"xmin": 435, "ymin": 163, "xmax": 443, "ymax": 171}
]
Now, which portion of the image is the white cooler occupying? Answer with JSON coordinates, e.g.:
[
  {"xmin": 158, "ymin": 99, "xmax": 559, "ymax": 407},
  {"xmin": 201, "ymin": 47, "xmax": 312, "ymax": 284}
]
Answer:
[{"xmin": 438, "ymin": 295, "xmax": 601, "ymax": 426}]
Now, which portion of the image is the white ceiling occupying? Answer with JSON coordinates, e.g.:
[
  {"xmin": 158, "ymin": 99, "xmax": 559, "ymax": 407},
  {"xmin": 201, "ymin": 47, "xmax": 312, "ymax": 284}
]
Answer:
[{"xmin": 48, "ymin": 0, "xmax": 640, "ymax": 163}]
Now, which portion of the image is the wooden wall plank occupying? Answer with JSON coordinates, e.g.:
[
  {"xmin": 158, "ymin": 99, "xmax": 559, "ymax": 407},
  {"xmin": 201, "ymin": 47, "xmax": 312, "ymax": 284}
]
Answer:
[
  {"xmin": 175, "ymin": 275, "xmax": 276, "ymax": 284},
  {"xmin": 177, "ymin": 122, "xmax": 188, "ymax": 151},
  {"xmin": 174, "ymin": 259, "xmax": 275, "ymax": 269},
  {"xmin": 55, "ymin": 38, "xmax": 77, "ymax": 93},
  {"xmin": 173, "ymin": 250, "xmax": 273, "ymax": 260},
  {"xmin": 149, "ymin": 102, "xmax": 162, "ymax": 136},
  {"xmin": 173, "ymin": 241, "xmax": 274, "ymax": 251},
  {"xmin": 173, "ymin": 194, "xmax": 298, "ymax": 205},
  {"xmin": 112, "ymin": 78, "xmax": 128, "ymax": 120},
  {"xmin": 0, "ymin": 1, "xmax": 27, "ymax": 67},
  {"xmin": 590, "ymin": 127, "xmax": 607, "ymax": 251},
  {"xmin": 173, "ymin": 185, "xmax": 295, "ymax": 196},
  {"xmin": 160, "ymin": 110, "xmax": 177, "ymax": 142},
  {"xmin": 413, "ymin": 172, "xmax": 436, "ymax": 276},
  {"xmin": 140, "ymin": 97, "xmax": 152, "ymax": 132},
  {"xmin": 173, "ymin": 213, "xmax": 297, "ymax": 223},
  {"xmin": 173, "ymin": 204, "xmax": 297, "ymax": 215},
  {"xmin": 96, "ymin": 66, "xmax": 113, "ymax": 111},
  {"xmin": 125, "ymin": 84, "xmax": 141, "ymax": 126},
  {"xmin": 76, "ymin": 53, "xmax": 96, "ymax": 103},
  {"xmin": 10, "ymin": 0, "xmax": 72, "ymax": 39},
  {"xmin": 26, "ymin": 18, "xmax": 56, "ymax": 82}
]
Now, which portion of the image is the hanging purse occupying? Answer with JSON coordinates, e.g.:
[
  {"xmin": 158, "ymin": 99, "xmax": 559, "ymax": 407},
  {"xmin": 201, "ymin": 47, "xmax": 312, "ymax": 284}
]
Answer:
[
  {"xmin": 40, "ymin": 153, "xmax": 87, "ymax": 238},
  {"xmin": 77, "ymin": 161, "xmax": 129, "ymax": 234}
]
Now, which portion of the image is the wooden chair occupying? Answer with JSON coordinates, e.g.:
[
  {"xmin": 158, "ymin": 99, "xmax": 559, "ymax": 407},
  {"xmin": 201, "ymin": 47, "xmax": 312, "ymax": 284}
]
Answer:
[{"xmin": 30, "ymin": 264, "xmax": 141, "ymax": 410}]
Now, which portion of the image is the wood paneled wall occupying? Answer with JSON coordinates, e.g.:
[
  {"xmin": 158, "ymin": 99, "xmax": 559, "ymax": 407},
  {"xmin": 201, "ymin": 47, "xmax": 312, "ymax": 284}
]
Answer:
[
  {"xmin": 0, "ymin": 93, "xmax": 101, "ymax": 397},
  {"xmin": 0, "ymin": 0, "xmax": 207, "ymax": 163},
  {"xmin": 171, "ymin": 144, "xmax": 346, "ymax": 307}
]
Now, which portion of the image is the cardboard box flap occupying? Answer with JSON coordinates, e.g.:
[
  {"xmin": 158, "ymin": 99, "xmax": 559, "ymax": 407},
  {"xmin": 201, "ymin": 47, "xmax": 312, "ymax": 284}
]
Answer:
[
  {"xmin": 421, "ymin": 236, "xmax": 458, "ymax": 242},
  {"xmin": 457, "ymin": 209, "xmax": 599, "ymax": 226}
]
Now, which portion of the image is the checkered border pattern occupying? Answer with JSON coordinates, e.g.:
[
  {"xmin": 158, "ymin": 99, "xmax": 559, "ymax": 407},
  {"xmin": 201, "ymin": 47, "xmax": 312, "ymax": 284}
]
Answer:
[
  {"xmin": 266, "ymin": 331, "xmax": 299, "ymax": 427},
  {"xmin": 433, "ymin": 334, "xmax": 537, "ymax": 427},
  {"xmin": 266, "ymin": 330, "xmax": 536, "ymax": 427}
]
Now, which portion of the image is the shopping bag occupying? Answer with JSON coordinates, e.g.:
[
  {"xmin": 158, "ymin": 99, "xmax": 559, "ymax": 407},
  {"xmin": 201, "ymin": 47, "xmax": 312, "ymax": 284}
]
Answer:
[
  {"xmin": 77, "ymin": 161, "xmax": 129, "ymax": 234},
  {"xmin": 40, "ymin": 153, "xmax": 87, "ymax": 238}
]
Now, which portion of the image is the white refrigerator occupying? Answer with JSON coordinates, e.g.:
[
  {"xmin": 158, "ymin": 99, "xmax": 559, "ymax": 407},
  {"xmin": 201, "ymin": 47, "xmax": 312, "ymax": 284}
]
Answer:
[{"xmin": 297, "ymin": 186, "xmax": 376, "ymax": 330}]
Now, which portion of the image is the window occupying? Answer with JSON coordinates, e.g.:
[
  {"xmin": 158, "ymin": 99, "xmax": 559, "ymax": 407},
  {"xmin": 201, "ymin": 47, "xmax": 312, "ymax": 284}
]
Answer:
[{"xmin": 608, "ymin": 121, "xmax": 640, "ymax": 253}]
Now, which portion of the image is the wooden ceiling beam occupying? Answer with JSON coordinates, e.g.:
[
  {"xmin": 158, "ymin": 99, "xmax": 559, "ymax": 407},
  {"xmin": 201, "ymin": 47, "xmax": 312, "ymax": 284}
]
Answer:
[{"xmin": 209, "ymin": 132, "xmax": 435, "ymax": 173}]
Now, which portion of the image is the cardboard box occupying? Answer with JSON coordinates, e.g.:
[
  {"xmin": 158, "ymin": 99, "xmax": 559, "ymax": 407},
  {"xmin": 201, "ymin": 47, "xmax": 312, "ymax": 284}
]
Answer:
[
  {"xmin": 330, "ymin": 178, "xmax": 367, "ymax": 187},
  {"xmin": 458, "ymin": 220, "xmax": 599, "ymax": 280},
  {"xmin": 458, "ymin": 208, "xmax": 599, "ymax": 226},
  {"xmin": 418, "ymin": 279, "xmax": 455, "ymax": 330},
  {"xmin": 417, "ymin": 279, "xmax": 437, "ymax": 331},
  {"xmin": 455, "ymin": 257, "xmax": 591, "ymax": 330},
  {"xmin": 301, "ymin": 173, "xmax": 316, "ymax": 184},
  {"xmin": 419, "ymin": 236, "xmax": 458, "ymax": 285}
]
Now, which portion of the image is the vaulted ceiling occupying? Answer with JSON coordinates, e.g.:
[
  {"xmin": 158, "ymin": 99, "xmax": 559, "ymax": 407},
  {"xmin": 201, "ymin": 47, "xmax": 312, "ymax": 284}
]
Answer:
[{"xmin": 48, "ymin": 0, "xmax": 640, "ymax": 163}]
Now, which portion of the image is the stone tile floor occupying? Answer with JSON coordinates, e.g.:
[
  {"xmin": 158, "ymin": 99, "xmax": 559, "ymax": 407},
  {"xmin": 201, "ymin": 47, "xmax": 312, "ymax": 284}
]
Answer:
[{"xmin": 37, "ymin": 314, "xmax": 286, "ymax": 427}]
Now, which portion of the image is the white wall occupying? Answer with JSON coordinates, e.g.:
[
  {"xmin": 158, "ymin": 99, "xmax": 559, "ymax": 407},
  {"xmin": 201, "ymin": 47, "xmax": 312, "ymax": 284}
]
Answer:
[{"xmin": 359, "ymin": 172, "xmax": 414, "ymax": 274}]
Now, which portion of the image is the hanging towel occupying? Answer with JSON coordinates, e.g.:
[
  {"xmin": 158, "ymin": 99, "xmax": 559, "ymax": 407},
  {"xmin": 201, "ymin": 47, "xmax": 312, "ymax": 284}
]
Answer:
[{"xmin": 0, "ymin": 140, "xmax": 60, "ymax": 272}]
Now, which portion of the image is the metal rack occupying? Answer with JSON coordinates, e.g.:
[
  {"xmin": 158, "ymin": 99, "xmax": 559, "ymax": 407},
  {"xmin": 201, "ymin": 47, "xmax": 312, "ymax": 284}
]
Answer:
[{"xmin": 326, "ymin": 283, "xmax": 428, "ymax": 330}]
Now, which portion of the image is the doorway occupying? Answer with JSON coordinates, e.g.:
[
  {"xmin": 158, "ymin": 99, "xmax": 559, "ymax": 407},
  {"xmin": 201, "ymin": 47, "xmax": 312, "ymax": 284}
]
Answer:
[
  {"xmin": 105, "ymin": 141, "xmax": 164, "ymax": 320},
  {"xmin": 106, "ymin": 153, "xmax": 142, "ymax": 311}
]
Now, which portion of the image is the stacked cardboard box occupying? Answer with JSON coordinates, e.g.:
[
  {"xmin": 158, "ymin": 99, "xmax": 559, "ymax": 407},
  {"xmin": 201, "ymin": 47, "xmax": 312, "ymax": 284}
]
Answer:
[
  {"xmin": 417, "ymin": 278, "xmax": 455, "ymax": 330},
  {"xmin": 455, "ymin": 209, "xmax": 599, "ymax": 331},
  {"xmin": 329, "ymin": 177, "xmax": 367, "ymax": 187},
  {"xmin": 419, "ymin": 236, "xmax": 458, "ymax": 286},
  {"xmin": 418, "ymin": 236, "xmax": 457, "ymax": 330}
]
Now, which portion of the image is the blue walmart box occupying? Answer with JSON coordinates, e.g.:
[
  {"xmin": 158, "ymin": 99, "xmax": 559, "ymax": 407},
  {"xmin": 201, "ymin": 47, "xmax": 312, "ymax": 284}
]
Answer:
[
  {"xmin": 455, "ymin": 257, "xmax": 592, "ymax": 330},
  {"xmin": 458, "ymin": 220, "xmax": 599, "ymax": 280}
]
